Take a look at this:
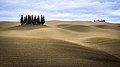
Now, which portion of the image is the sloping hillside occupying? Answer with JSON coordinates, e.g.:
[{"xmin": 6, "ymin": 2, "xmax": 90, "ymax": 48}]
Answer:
[{"xmin": 0, "ymin": 21, "xmax": 120, "ymax": 67}]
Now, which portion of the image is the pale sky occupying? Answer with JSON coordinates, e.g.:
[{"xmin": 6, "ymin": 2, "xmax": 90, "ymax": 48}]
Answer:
[{"xmin": 0, "ymin": 0, "xmax": 120, "ymax": 23}]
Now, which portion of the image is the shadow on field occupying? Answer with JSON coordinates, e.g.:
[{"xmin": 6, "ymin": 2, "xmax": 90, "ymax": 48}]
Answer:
[
  {"xmin": 57, "ymin": 24, "xmax": 92, "ymax": 32},
  {"xmin": 5, "ymin": 25, "xmax": 51, "ymax": 30},
  {"xmin": 0, "ymin": 36, "xmax": 120, "ymax": 67},
  {"xmin": 93, "ymin": 25, "xmax": 120, "ymax": 31}
]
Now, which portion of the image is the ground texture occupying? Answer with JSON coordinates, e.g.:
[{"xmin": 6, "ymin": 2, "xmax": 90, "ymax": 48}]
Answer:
[{"xmin": 0, "ymin": 21, "xmax": 120, "ymax": 67}]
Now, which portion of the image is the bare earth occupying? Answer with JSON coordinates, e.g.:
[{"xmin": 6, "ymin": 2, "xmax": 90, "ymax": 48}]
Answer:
[{"xmin": 0, "ymin": 21, "xmax": 120, "ymax": 67}]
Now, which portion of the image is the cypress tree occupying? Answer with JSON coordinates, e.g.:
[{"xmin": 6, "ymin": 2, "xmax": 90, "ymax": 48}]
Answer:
[
  {"xmin": 33, "ymin": 15, "xmax": 36, "ymax": 24},
  {"xmin": 26, "ymin": 15, "xmax": 27, "ymax": 24},
  {"xmin": 42, "ymin": 16, "xmax": 45, "ymax": 24},
  {"xmin": 20, "ymin": 14, "xmax": 45, "ymax": 25},
  {"xmin": 30, "ymin": 15, "xmax": 31, "ymax": 24},
  {"xmin": 23, "ymin": 16, "xmax": 26, "ymax": 25},
  {"xmin": 31, "ymin": 15, "xmax": 33, "ymax": 24},
  {"xmin": 20, "ymin": 15, "xmax": 23, "ymax": 25},
  {"xmin": 28, "ymin": 15, "xmax": 30, "ymax": 24},
  {"xmin": 41, "ymin": 15, "xmax": 45, "ymax": 25},
  {"xmin": 37, "ymin": 15, "xmax": 40, "ymax": 24},
  {"xmin": 41, "ymin": 15, "xmax": 43, "ymax": 24}
]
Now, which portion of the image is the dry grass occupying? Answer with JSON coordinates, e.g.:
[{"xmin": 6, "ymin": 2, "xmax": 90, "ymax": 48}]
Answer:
[
  {"xmin": 0, "ymin": 36, "xmax": 120, "ymax": 67},
  {"xmin": 93, "ymin": 25, "xmax": 120, "ymax": 31},
  {"xmin": 57, "ymin": 24, "xmax": 92, "ymax": 32},
  {"xmin": 0, "ymin": 21, "xmax": 120, "ymax": 67},
  {"xmin": 82, "ymin": 37, "xmax": 120, "ymax": 45},
  {"xmin": 81, "ymin": 37, "xmax": 120, "ymax": 58}
]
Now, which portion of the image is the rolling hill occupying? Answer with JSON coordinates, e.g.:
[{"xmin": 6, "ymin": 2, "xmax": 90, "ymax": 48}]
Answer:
[{"xmin": 0, "ymin": 21, "xmax": 120, "ymax": 67}]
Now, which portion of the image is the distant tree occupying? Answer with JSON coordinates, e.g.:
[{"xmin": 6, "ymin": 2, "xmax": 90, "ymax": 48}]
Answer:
[
  {"xmin": 103, "ymin": 20, "xmax": 105, "ymax": 22},
  {"xmin": 37, "ymin": 15, "xmax": 40, "ymax": 24},
  {"xmin": 41, "ymin": 15, "xmax": 45, "ymax": 25},
  {"xmin": 20, "ymin": 14, "xmax": 45, "ymax": 25},
  {"xmin": 33, "ymin": 15, "xmax": 37, "ymax": 24},
  {"xmin": 23, "ymin": 16, "xmax": 26, "ymax": 25},
  {"xmin": 29, "ymin": 15, "xmax": 31, "ymax": 24},
  {"xmin": 25, "ymin": 15, "xmax": 27, "ymax": 24},
  {"xmin": 31, "ymin": 15, "xmax": 33, "ymax": 24},
  {"xmin": 20, "ymin": 15, "xmax": 23, "ymax": 25}
]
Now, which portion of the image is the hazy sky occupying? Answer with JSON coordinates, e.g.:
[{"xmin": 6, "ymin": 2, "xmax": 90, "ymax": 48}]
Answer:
[{"xmin": 0, "ymin": 0, "xmax": 120, "ymax": 23}]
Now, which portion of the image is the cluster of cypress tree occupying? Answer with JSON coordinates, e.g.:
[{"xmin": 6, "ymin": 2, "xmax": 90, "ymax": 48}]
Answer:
[{"xmin": 20, "ymin": 15, "xmax": 45, "ymax": 25}]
